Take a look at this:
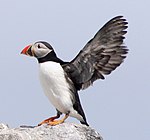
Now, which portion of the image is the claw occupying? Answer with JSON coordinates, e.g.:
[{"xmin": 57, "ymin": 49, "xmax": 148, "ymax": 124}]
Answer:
[
  {"xmin": 38, "ymin": 114, "xmax": 69, "ymax": 126},
  {"xmin": 38, "ymin": 114, "xmax": 60, "ymax": 126},
  {"xmin": 47, "ymin": 114, "xmax": 69, "ymax": 126}
]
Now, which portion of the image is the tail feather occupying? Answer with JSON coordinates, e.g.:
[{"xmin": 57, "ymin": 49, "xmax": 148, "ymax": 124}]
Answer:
[
  {"xmin": 80, "ymin": 120, "xmax": 89, "ymax": 126},
  {"xmin": 73, "ymin": 92, "xmax": 89, "ymax": 126}
]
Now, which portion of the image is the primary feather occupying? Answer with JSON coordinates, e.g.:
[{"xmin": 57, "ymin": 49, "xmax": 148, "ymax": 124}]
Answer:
[{"xmin": 64, "ymin": 16, "xmax": 128, "ymax": 90}]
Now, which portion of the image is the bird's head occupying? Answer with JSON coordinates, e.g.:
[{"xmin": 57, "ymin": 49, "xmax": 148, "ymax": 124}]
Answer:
[{"xmin": 21, "ymin": 41, "xmax": 54, "ymax": 59}]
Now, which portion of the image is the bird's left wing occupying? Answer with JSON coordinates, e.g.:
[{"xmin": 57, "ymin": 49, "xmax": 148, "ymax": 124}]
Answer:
[{"xmin": 64, "ymin": 16, "xmax": 128, "ymax": 90}]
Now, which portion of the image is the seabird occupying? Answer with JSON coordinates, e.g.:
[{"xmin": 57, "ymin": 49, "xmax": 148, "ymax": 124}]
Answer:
[{"xmin": 21, "ymin": 16, "xmax": 128, "ymax": 126}]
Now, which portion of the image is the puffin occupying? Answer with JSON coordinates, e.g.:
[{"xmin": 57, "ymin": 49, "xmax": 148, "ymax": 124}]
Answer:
[{"xmin": 21, "ymin": 16, "xmax": 128, "ymax": 126}]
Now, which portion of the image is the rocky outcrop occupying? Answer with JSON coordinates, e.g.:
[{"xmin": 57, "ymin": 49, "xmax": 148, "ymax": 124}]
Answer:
[{"xmin": 0, "ymin": 123, "xmax": 102, "ymax": 140}]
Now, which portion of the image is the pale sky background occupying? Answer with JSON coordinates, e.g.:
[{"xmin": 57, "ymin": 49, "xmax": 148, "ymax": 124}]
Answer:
[{"xmin": 0, "ymin": 0, "xmax": 149, "ymax": 140}]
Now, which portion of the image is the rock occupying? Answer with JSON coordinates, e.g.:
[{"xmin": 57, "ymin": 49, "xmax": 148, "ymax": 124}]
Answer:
[{"xmin": 0, "ymin": 123, "xmax": 103, "ymax": 140}]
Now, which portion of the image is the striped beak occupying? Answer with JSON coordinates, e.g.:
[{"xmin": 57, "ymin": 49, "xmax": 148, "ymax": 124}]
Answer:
[{"xmin": 21, "ymin": 45, "xmax": 34, "ymax": 56}]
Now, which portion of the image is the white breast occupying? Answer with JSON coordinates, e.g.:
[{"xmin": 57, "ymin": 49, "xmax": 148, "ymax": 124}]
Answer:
[{"xmin": 39, "ymin": 61, "xmax": 73, "ymax": 114}]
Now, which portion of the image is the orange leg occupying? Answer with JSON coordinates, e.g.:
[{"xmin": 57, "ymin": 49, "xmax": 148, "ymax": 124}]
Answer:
[
  {"xmin": 47, "ymin": 114, "xmax": 69, "ymax": 126},
  {"xmin": 38, "ymin": 114, "xmax": 60, "ymax": 126}
]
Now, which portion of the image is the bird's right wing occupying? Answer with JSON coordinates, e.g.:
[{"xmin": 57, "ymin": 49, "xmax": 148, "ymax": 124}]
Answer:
[{"xmin": 64, "ymin": 16, "xmax": 128, "ymax": 90}]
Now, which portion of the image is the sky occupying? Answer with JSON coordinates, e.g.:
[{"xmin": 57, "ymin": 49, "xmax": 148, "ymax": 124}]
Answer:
[{"xmin": 0, "ymin": 0, "xmax": 150, "ymax": 140}]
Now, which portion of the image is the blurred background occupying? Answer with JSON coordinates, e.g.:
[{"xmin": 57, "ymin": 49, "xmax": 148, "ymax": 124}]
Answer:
[{"xmin": 0, "ymin": 0, "xmax": 149, "ymax": 140}]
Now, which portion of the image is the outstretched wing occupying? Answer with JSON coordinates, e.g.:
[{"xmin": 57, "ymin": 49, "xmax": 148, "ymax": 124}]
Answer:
[{"xmin": 64, "ymin": 16, "xmax": 128, "ymax": 90}]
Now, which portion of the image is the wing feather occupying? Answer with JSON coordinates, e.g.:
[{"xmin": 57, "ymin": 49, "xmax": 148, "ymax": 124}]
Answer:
[{"xmin": 64, "ymin": 16, "xmax": 128, "ymax": 90}]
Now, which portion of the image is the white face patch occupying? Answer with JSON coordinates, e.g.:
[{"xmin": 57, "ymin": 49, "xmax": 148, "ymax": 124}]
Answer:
[{"xmin": 32, "ymin": 42, "xmax": 52, "ymax": 58}]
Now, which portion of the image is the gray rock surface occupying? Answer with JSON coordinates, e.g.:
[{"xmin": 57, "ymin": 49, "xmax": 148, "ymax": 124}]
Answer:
[{"xmin": 0, "ymin": 123, "xmax": 103, "ymax": 140}]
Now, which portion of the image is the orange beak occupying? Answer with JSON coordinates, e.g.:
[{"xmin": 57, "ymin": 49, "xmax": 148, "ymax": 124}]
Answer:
[{"xmin": 21, "ymin": 45, "xmax": 33, "ymax": 56}]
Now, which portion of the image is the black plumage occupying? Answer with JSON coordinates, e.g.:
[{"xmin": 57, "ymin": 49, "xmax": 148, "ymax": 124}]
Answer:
[{"xmin": 64, "ymin": 16, "xmax": 128, "ymax": 90}]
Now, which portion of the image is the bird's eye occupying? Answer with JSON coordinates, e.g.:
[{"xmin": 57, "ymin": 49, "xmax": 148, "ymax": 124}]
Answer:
[
  {"xmin": 37, "ymin": 44, "xmax": 41, "ymax": 48},
  {"xmin": 38, "ymin": 44, "xmax": 41, "ymax": 48}
]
